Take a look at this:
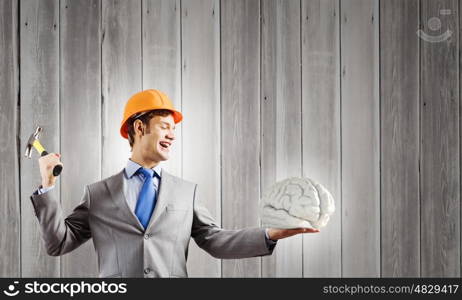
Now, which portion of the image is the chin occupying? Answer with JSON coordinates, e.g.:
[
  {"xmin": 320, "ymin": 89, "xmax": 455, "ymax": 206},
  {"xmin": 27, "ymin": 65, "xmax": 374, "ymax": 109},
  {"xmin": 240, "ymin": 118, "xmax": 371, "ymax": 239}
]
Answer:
[
  {"xmin": 159, "ymin": 154, "xmax": 169, "ymax": 161},
  {"xmin": 156, "ymin": 148, "xmax": 170, "ymax": 161}
]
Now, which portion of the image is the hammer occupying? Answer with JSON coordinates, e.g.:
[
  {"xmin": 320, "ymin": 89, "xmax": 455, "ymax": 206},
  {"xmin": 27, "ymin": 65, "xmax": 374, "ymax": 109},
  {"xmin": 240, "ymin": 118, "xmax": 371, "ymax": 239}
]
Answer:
[{"xmin": 25, "ymin": 126, "xmax": 63, "ymax": 176}]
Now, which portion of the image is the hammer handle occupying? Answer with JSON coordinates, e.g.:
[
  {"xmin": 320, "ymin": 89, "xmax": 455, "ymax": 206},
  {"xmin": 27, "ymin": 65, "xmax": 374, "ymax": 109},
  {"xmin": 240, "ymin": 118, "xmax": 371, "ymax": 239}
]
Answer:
[{"xmin": 41, "ymin": 151, "xmax": 63, "ymax": 176}]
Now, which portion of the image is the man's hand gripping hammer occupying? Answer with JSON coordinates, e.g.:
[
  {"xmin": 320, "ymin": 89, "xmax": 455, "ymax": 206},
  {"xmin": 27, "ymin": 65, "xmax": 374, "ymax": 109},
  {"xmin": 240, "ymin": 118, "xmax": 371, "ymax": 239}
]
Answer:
[{"xmin": 24, "ymin": 126, "xmax": 63, "ymax": 176}]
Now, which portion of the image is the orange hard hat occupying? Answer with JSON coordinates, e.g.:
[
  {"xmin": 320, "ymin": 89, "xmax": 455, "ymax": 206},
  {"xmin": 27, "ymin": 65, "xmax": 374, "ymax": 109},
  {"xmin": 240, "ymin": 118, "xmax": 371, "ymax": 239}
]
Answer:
[{"xmin": 120, "ymin": 89, "xmax": 183, "ymax": 139}]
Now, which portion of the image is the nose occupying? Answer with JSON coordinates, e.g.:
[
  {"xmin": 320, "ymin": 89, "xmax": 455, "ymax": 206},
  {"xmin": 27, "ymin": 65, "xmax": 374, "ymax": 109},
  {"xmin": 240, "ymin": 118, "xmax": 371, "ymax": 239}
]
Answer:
[{"xmin": 166, "ymin": 129, "xmax": 175, "ymax": 141}]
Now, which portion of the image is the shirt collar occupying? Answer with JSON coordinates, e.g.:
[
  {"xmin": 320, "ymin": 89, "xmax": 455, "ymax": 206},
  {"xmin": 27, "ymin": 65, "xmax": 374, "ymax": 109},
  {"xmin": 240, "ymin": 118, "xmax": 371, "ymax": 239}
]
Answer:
[{"xmin": 125, "ymin": 159, "xmax": 162, "ymax": 179}]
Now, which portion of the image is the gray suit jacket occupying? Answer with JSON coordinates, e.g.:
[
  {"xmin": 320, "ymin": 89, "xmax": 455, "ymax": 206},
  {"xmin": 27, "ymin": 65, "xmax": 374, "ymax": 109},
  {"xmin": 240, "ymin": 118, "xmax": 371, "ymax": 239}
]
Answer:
[{"xmin": 30, "ymin": 169, "xmax": 274, "ymax": 278}]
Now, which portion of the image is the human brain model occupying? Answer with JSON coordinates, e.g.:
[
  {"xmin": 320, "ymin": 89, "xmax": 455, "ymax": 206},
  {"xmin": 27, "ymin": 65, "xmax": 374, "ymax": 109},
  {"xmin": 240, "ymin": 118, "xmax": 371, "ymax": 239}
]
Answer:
[{"xmin": 260, "ymin": 177, "xmax": 335, "ymax": 229}]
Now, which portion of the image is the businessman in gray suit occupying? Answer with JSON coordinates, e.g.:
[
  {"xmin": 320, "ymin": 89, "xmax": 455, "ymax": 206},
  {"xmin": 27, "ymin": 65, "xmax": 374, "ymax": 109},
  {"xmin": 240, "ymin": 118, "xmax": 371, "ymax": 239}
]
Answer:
[{"xmin": 30, "ymin": 89, "xmax": 319, "ymax": 278}]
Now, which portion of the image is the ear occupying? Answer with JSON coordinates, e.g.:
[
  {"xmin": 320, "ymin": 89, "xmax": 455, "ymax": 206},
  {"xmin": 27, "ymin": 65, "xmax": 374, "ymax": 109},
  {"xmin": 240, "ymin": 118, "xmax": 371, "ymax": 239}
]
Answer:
[{"xmin": 133, "ymin": 119, "xmax": 146, "ymax": 137}]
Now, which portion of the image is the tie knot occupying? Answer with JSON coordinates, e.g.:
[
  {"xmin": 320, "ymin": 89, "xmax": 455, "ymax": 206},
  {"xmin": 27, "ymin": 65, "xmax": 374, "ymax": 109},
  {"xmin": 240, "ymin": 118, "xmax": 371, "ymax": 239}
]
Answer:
[{"xmin": 137, "ymin": 167, "xmax": 154, "ymax": 179}]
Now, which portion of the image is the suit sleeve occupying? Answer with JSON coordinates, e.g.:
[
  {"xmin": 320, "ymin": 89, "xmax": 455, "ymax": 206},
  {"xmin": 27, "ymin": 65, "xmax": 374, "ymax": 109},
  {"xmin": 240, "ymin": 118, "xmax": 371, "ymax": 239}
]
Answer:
[
  {"xmin": 30, "ymin": 186, "xmax": 92, "ymax": 256},
  {"xmin": 191, "ymin": 184, "xmax": 276, "ymax": 259}
]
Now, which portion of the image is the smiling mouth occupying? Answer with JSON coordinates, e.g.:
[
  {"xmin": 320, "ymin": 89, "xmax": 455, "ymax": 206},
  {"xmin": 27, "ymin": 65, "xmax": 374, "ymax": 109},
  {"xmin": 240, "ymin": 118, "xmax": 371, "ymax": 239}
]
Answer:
[{"xmin": 159, "ymin": 141, "xmax": 170, "ymax": 152}]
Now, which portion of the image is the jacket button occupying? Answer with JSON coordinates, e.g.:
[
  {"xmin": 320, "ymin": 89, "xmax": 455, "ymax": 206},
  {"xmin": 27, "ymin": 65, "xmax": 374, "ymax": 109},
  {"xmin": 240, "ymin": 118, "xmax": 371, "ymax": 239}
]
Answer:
[
  {"xmin": 144, "ymin": 234, "xmax": 150, "ymax": 240},
  {"xmin": 144, "ymin": 268, "xmax": 151, "ymax": 274}
]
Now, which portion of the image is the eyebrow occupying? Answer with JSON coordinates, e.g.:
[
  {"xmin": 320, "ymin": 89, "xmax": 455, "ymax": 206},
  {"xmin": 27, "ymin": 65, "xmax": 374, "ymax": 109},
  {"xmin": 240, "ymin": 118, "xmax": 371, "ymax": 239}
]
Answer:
[{"xmin": 160, "ymin": 121, "xmax": 175, "ymax": 129}]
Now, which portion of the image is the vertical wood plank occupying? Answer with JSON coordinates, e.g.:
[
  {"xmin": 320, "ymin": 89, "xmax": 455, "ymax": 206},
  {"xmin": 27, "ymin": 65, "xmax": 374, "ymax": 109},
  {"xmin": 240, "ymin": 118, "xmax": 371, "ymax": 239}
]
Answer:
[
  {"xmin": 101, "ymin": 0, "xmax": 142, "ymax": 179},
  {"xmin": 341, "ymin": 0, "xmax": 380, "ymax": 277},
  {"xmin": 60, "ymin": 0, "xmax": 100, "ymax": 277},
  {"xmin": 380, "ymin": 0, "xmax": 420, "ymax": 277},
  {"xmin": 0, "ymin": 0, "xmax": 20, "ymax": 277},
  {"xmin": 20, "ymin": 0, "xmax": 60, "ymax": 277},
  {"xmin": 221, "ymin": 0, "xmax": 261, "ymax": 277},
  {"xmin": 142, "ymin": 0, "xmax": 182, "ymax": 178},
  {"xmin": 181, "ymin": 0, "xmax": 221, "ymax": 277},
  {"xmin": 301, "ymin": 0, "xmax": 341, "ymax": 277},
  {"xmin": 261, "ymin": 0, "xmax": 303, "ymax": 277},
  {"xmin": 420, "ymin": 0, "xmax": 460, "ymax": 277}
]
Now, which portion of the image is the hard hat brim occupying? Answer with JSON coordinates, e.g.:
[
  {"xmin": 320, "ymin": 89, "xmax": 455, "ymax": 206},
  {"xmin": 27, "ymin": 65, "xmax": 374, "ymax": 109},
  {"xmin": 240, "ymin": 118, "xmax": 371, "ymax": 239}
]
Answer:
[{"xmin": 120, "ymin": 109, "xmax": 182, "ymax": 139}]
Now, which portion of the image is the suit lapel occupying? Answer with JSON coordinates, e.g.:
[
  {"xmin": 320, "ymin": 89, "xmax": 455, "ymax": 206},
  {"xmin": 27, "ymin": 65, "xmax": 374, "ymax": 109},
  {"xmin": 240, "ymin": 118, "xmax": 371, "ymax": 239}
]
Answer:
[
  {"xmin": 105, "ymin": 168, "xmax": 176, "ymax": 233},
  {"xmin": 105, "ymin": 170, "xmax": 144, "ymax": 233},
  {"xmin": 145, "ymin": 168, "xmax": 174, "ymax": 231}
]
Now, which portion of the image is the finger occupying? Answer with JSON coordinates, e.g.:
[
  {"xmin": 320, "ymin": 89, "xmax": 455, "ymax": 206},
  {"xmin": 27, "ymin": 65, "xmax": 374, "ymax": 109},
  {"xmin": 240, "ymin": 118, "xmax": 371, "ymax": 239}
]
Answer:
[
  {"xmin": 292, "ymin": 227, "xmax": 319, "ymax": 233},
  {"xmin": 285, "ymin": 228, "xmax": 307, "ymax": 235},
  {"xmin": 303, "ymin": 228, "xmax": 320, "ymax": 233},
  {"xmin": 292, "ymin": 227, "xmax": 312, "ymax": 232}
]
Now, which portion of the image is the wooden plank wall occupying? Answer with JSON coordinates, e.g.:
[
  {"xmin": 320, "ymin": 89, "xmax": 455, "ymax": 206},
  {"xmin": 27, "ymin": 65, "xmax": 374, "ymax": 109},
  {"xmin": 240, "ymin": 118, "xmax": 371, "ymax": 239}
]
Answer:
[
  {"xmin": 380, "ymin": 0, "xmax": 420, "ymax": 277},
  {"xmin": 420, "ymin": 0, "xmax": 460, "ymax": 277},
  {"xmin": 261, "ymin": 0, "xmax": 303, "ymax": 277},
  {"xmin": 0, "ymin": 0, "xmax": 461, "ymax": 278},
  {"xmin": 301, "ymin": 0, "xmax": 341, "ymax": 277},
  {"xmin": 341, "ymin": 0, "xmax": 381, "ymax": 277},
  {"xmin": 221, "ymin": 0, "xmax": 261, "ymax": 277},
  {"xmin": 20, "ymin": 0, "xmax": 60, "ymax": 277},
  {"xmin": 101, "ymin": 0, "xmax": 141, "ymax": 179},
  {"xmin": 0, "ymin": 0, "xmax": 20, "ymax": 278},
  {"xmin": 60, "ymin": 0, "xmax": 100, "ymax": 277},
  {"xmin": 182, "ymin": 0, "xmax": 221, "ymax": 277}
]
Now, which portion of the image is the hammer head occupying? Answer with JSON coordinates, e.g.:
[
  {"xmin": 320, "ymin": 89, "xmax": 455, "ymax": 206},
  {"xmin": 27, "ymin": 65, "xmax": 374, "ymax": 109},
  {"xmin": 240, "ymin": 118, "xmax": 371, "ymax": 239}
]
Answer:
[{"xmin": 24, "ymin": 126, "xmax": 43, "ymax": 158}]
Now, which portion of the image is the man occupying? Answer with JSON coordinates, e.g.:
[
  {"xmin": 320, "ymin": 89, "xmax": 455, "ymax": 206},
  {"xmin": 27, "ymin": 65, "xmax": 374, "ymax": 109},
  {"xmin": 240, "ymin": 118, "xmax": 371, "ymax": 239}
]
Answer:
[{"xmin": 31, "ymin": 89, "xmax": 319, "ymax": 278}]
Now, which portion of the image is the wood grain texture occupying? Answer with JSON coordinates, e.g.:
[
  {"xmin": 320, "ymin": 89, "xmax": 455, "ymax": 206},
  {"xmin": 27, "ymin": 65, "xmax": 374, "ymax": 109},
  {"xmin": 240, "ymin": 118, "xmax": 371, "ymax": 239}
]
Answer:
[
  {"xmin": 380, "ymin": 0, "xmax": 420, "ymax": 277},
  {"xmin": 340, "ymin": 0, "xmax": 380, "ymax": 277},
  {"xmin": 101, "ymin": 0, "xmax": 141, "ymax": 179},
  {"xmin": 142, "ymin": 0, "xmax": 182, "ymax": 177},
  {"xmin": 181, "ymin": 0, "xmax": 221, "ymax": 277},
  {"xmin": 261, "ymin": 0, "xmax": 303, "ymax": 278},
  {"xmin": 0, "ymin": 0, "xmax": 20, "ymax": 277},
  {"xmin": 19, "ymin": 0, "xmax": 60, "ymax": 277},
  {"xmin": 60, "ymin": 0, "xmax": 100, "ymax": 277},
  {"xmin": 301, "ymin": 0, "xmax": 341, "ymax": 277},
  {"xmin": 221, "ymin": 0, "xmax": 261, "ymax": 277},
  {"xmin": 420, "ymin": 0, "xmax": 460, "ymax": 277}
]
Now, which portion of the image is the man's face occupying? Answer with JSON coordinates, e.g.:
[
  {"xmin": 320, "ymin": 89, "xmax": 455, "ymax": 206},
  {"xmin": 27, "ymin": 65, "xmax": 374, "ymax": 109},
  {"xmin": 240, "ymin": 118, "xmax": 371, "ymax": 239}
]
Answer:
[{"xmin": 137, "ymin": 114, "xmax": 176, "ymax": 162}]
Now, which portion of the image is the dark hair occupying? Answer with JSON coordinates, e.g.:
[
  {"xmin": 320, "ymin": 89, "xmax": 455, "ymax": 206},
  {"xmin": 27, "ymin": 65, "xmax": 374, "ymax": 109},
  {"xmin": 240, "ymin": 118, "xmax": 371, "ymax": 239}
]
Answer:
[{"xmin": 127, "ymin": 109, "xmax": 173, "ymax": 148}]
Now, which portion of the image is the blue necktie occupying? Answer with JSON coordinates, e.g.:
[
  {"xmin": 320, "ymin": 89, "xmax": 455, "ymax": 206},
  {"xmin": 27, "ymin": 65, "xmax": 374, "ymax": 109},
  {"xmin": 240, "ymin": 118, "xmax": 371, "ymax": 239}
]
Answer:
[{"xmin": 135, "ymin": 168, "xmax": 158, "ymax": 230}]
